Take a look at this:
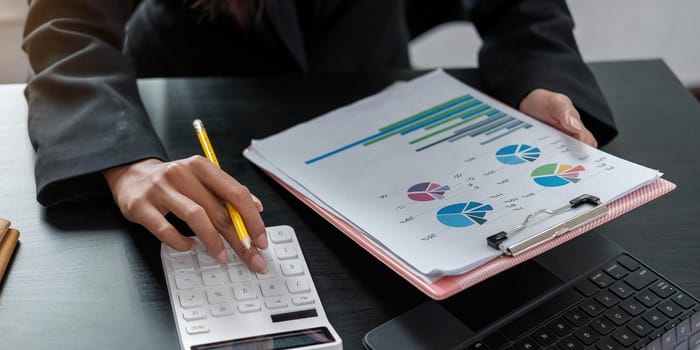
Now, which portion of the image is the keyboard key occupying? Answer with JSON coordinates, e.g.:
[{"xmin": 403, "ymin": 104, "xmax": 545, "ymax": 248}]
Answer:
[
  {"xmin": 596, "ymin": 290, "xmax": 621, "ymax": 308},
  {"xmin": 265, "ymin": 297, "xmax": 289, "ymax": 310},
  {"xmin": 617, "ymin": 255, "xmax": 640, "ymax": 271},
  {"xmin": 643, "ymin": 309, "xmax": 670, "ymax": 328},
  {"xmin": 280, "ymin": 261, "xmax": 304, "ymax": 276},
  {"xmin": 580, "ymin": 299, "xmax": 606, "ymax": 317},
  {"xmin": 692, "ymin": 312, "xmax": 700, "ymax": 332},
  {"xmin": 482, "ymin": 333, "xmax": 509, "ymax": 349},
  {"xmin": 175, "ymin": 273, "xmax": 199, "ymax": 289},
  {"xmin": 233, "ymin": 283, "xmax": 257, "ymax": 300},
  {"xmin": 605, "ymin": 307, "xmax": 632, "ymax": 326},
  {"xmin": 210, "ymin": 304, "xmax": 234, "ymax": 317},
  {"xmin": 590, "ymin": 272, "xmax": 615, "ymax": 288},
  {"xmin": 548, "ymin": 317, "xmax": 574, "ymax": 336},
  {"xmin": 564, "ymin": 308, "xmax": 590, "ymax": 327},
  {"xmin": 574, "ymin": 326, "xmax": 600, "ymax": 345},
  {"xmin": 185, "ymin": 323, "xmax": 209, "ymax": 335},
  {"xmin": 179, "ymin": 291, "xmax": 204, "ymax": 308},
  {"xmin": 645, "ymin": 337, "xmax": 662, "ymax": 350},
  {"xmin": 269, "ymin": 227, "xmax": 292, "ymax": 243},
  {"xmin": 170, "ymin": 255, "xmax": 196, "ymax": 272},
  {"xmin": 676, "ymin": 318, "xmax": 691, "ymax": 341},
  {"xmin": 611, "ymin": 328, "xmax": 638, "ymax": 347},
  {"xmin": 228, "ymin": 265, "xmax": 252, "ymax": 282},
  {"xmin": 625, "ymin": 268, "xmax": 658, "ymax": 290},
  {"xmin": 468, "ymin": 341, "xmax": 490, "ymax": 350},
  {"xmin": 673, "ymin": 341, "xmax": 688, "ymax": 350},
  {"xmin": 274, "ymin": 244, "xmax": 298, "ymax": 260},
  {"xmin": 595, "ymin": 337, "xmax": 622, "ymax": 350},
  {"xmin": 558, "ymin": 336, "xmax": 585, "ymax": 350},
  {"xmin": 259, "ymin": 280, "xmax": 286, "ymax": 297},
  {"xmin": 201, "ymin": 269, "xmax": 228, "ymax": 286},
  {"xmin": 604, "ymin": 263, "xmax": 629, "ymax": 280},
  {"xmin": 197, "ymin": 252, "xmax": 221, "ymax": 270},
  {"xmin": 590, "ymin": 317, "xmax": 615, "ymax": 335},
  {"xmin": 292, "ymin": 294, "xmax": 315, "ymax": 306},
  {"xmin": 689, "ymin": 331, "xmax": 700, "ymax": 349},
  {"xmin": 287, "ymin": 278, "xmax": 310, "ymax": 294},
  {"xmin": 501, "ymin": 289, "xmax": 583, "ymax": 340},
  {"xmin": 659, "ymin": 300, "xmax": 683, "ymax": 318},
  {"xmin": 238, "ymin": 301, "xmax": 262, "ymax": 313},
  {"xmin": 650, "ymin": 281, "xmax": 677, "ymax": 299},
  {"xmin": 610, "ymin": 281, "xmax": 635, "ymax": 299},
  {"xmin": 672, "ymin": 293, "xmax": 697, "ymax": 310},
  {"xmin": 662, "ymin": 328, "xmax": 677, "ymax": 349},
  {"xmin": 627, "ymin": 318, "xmax": 653, "ymax": 337},
  {"xmin": 574, "ymin": 279, "xmax": 600, "ymax": 297},
  {"xmin": 183, "ymin": 308, "xmax": 207, "ymax": 321},
  {"xmin": 620, "ymin": 298, "xmax": 645, "ymax": 316},
  {"xmin": 206, "ymin": 287, "xmax": 229, "ymax": 304},
  {"xmin": 636, "ymin": 290, "xmax": 662, "ymax": 307},
  {"xmin": 531, "ymin": 327, "xmax": 557, "ymax": 347},
  {"xmin": 512, "ymin": 336, "xmax": 538, "ymax": 350}
]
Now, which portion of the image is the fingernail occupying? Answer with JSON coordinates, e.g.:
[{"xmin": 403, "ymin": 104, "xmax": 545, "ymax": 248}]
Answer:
[
  {"xmin": 216, "ymin": 249, "xmax": 228, "ymax": 264},
  {"xmin": 251, "ymin": 194, "xmax": 264, "ymax": 212},
  {"xmin": 251, "ymin": 254, "xmax": 268, "ymax": 274},
  {"xmin": 255, "ymin": 233, "xmax": 268, "ymax": 250},
  {"xmin": 566, "ymin": 115, "xmax": 583, "ymax": 131}
]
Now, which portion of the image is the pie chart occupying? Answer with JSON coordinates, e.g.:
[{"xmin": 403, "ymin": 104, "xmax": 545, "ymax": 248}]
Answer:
[
  {"xmin": 496, "ymin": 144, "xmax": 541, "ymax": 165},
  {"xmin": 436, "ymin": 201, "xmax": 493, "ymax": 228},
  {"xmin": 531, "ymin": 163, "xmax": 585, "ymax": 187},
  {"xmin": 407, "ymin": 182, "xmax": 450, "ymax": 201}
]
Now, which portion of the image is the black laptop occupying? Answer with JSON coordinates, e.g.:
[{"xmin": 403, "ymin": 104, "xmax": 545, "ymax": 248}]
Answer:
[{"xmin": 363, "ymin": 232, "xmax": 700, "ymax": 350}]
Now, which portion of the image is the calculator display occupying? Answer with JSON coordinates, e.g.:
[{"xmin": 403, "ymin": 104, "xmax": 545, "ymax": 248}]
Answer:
[{"xmin": 191, "ymin": 327, "xmax": 335, "ymax": 350}]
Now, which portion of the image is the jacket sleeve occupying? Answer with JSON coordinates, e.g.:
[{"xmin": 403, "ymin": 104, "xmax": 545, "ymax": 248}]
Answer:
[
  {"xmin": 23, "ymin": 0, "xmax": 168, "ymax": 206},
  {"xmin": 471, "ymin": 0, "xmax": 618, "ymax": 145}
]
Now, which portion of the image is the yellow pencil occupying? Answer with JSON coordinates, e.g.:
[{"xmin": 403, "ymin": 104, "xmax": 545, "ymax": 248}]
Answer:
[{"xmin": 193, "ymin": 119, "xmax": 252, "ymax": 250}]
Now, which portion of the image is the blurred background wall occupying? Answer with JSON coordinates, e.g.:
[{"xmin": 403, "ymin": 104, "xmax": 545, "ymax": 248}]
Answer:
[{"xmin": 1, "ymin": 0, "xmax": 699, "ymax": 98}]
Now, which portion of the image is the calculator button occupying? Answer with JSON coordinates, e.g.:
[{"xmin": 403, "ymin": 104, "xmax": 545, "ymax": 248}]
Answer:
[
  {"xmin": 256, "ymin": 264, "xmax": 278, "ymax": 280},
  {"xmin": 171, "ymin": 255, "xmax": 196, "ymax": 272},
  {"xmin": 259, "ymin": 250, "xmax": 275, "ymax": 262},
  {"xmin": 167, "ymin": 245, "xmax": 193, "ymax": 257},
  {"xmin": 197, "ymin": 253, "xmax": 221, "ymax": 270},
  {"xmin": 260, "ymin": 280, "xmax": 286, "ymax": 297},
  {"xmin": 275, "ymin": 245, "xmax": 298, "ymax": 260},
  {"xmin": 292, "ymin": 294, "xmax": 315, "ymax": 306},
  {"xmin": 194, "ymin": 240, "xmax": 208, "ymax": 253},
  {"xmin": 281, "ymin": 261, "xmax": 304, "ymax": 276},
  {"xmin": 238, "ymin": 301, "xmax": 262, "ymax": 313},
  {"xmin": 287, "ymin": 278, "xmax": 310, "ymax": 294},
  {"xmin": 210, "ymin": 304, "xmax": 235, "ymax": 317},
  {"xmin": 265, "ymin": 297, "xmax": 289, "ymax": 310},
  {"xmin": 202, "ymin": 269, "xmax": 228, "ymax": 286},
  {"xmin": 233, "ymin": 283, "xmax": 257, "ymax": 300},
  {"xmin": 183, "ymin": 308, "xmax": 207, "ymax": 321},
  {"xmin": 175, "ymin": 273, "xmax": 199, "ymax": 290},
  {"xmin": 226, "ymin": 249, "xmax": 243, "ymax": 266},
  {"xmin": 185, "ymin": 323, "xmax": 210, "ymax": 335},
  {"xmin": 228, "ymin": 265, "xmax": 252, "ymax": 282},
  {"xmin": 269, "ymin": 228, "xmax": 292, "ymax": 243},
  {"xmin": 179, "ymin": 291, "xmax": 204, "ymax": 308},
  {"xmin": 206, "ymin": 287, "xmax": 230, "ymax": 304}
]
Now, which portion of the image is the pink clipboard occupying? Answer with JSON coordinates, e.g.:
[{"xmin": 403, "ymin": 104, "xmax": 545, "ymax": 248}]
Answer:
[{"xmin": 268, "ymin": 173, "xmax": 675, "ymax": 300}]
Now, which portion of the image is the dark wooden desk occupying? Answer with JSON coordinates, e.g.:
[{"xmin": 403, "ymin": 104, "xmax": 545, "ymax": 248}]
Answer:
[{"xmin": 1, "ymin": 60, "xmax": 699, "ymax": 349}]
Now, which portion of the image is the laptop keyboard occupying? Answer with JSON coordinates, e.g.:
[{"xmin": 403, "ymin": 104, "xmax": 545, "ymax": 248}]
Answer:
[{"xmin": 466, "ymin": 254, "xmax": 699, "ymax": 349}]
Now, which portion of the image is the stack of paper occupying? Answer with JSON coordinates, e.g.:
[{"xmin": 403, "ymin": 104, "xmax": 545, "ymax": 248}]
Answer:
[{"xmin": 244, "ymin": 70, "xmax": 660, "ymax": 282}]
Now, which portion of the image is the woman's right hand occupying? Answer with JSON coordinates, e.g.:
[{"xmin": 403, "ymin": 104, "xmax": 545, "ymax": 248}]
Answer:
[{"xmin": 103, "ymin": 156, "xmax": 269, "ymax": 273}]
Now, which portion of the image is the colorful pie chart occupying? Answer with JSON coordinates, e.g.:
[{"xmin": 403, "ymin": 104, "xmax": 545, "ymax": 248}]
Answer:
[
  {"xmin": 436, "ymin": 201, "xmax": 493, "ymax": 228},
  {"xmin": 407, "ymin": 182, "xmax": 450, "ymax": 201},
  {"xmin": 496, "ymin": 144, "xmax": 541, "ymax": 165},
  {"xmin": 531, "ymin": 163, "xmax": 585, "ymax": 187}
]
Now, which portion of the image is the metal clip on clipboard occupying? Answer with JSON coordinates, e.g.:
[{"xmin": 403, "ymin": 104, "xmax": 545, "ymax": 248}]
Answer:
[{"xmin": 486, "ymin": 194, "xmax": 608, "ymax": 257}]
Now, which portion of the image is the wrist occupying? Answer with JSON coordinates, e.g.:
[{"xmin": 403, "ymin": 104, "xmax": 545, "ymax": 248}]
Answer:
[{"xmin": 103, "ymin": 158, "xmax": 162, "ymax": 189}]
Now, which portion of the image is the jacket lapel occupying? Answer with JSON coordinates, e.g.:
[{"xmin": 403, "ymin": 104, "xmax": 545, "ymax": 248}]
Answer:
[{"xmin": 264, "ymin": 0, "xmax": 309, "ymax": 72}]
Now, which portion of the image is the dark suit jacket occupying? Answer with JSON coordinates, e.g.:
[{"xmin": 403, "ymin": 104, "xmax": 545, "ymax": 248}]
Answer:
[{"xmin": 23, "ymin": 0, "xmax": 616, "ymax": 206}]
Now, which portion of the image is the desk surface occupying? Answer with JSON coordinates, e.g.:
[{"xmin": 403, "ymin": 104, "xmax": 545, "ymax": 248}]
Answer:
[{"xmin": 1, "ymin": 60, "xmax": 699, "ymax": 349}]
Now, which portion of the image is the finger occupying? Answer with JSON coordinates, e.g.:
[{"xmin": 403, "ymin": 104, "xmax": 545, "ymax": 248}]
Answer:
[
  {"xmin": 578, "ymin": 128, "xmax": 598, "ymax": 148},
  {"xmin": 187, "ymin": 156, "xmax": 267, "ymax": 248},
  {"xmin": 159, "ymin": 186, "xmax": 228, "ymax": 263},
  {"xmin": 224, "ymin": 226, "xmax": 268, "ymax": 273},
  {"xmin": 132, "ymin": 204, "xmax": 196, "ymax": 251},
  {"xmin": 542, "ymin": 94, "xmax": 582, "ymax": 133}
]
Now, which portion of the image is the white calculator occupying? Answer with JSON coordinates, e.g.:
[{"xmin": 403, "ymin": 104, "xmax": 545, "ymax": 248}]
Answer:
[{"xmin": 161, "ymin": 225, "xmax": 343, "ymax": 350}]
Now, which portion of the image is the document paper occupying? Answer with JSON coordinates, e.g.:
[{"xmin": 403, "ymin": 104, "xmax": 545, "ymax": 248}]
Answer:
[{"xmin": 244, "ymin": 71, "xmax": 660, "ymax": 280}]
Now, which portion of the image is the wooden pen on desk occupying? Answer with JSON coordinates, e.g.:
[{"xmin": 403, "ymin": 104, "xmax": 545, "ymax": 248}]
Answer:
[
  {"xmin": 0, "ymin": 219, "xmax": 20, "ymax": 281},
  {"xmin": 193, "ymin": 119, "xmax": 252, "ymax": 250}
]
